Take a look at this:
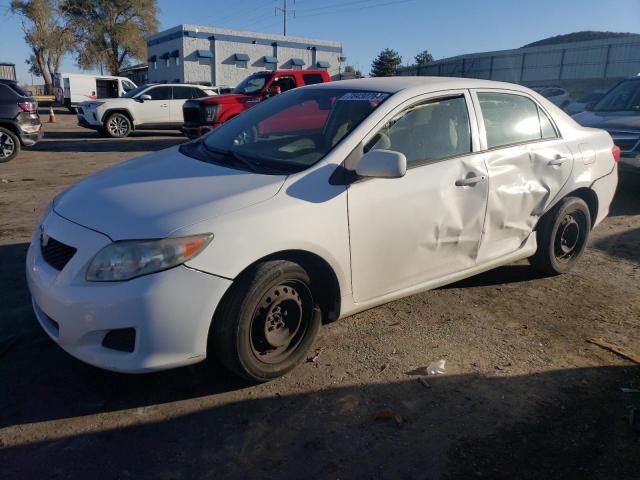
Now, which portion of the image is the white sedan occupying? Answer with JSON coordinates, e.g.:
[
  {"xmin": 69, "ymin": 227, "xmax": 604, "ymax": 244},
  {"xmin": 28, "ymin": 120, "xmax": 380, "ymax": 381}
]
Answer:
[{"xmin": 27, "ymin": 77, "xmax": 618, "ymax": 381}]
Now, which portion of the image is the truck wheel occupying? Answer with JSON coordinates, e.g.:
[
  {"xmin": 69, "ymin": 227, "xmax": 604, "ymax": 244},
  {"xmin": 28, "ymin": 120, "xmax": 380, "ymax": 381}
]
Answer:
[
  {"xmin": 0, "ymin": 127, "xmax": 20, "ymax": 163},
  {"xmin": 212, "ymin": 260, "xmax": 321, "ymax": 382},
  {"xmin": 529, "ymin": 196, "xmax": 591, "ymax": 275},
  {"xmin": 104, "ymin": 113, "xmax": 132, "ymax": 138}
]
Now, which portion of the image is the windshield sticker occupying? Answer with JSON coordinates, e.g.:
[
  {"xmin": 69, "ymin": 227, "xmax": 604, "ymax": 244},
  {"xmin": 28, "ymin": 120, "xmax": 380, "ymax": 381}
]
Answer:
[{"xmin": 339, "ymin": 92, "xmax": 390, "ymax": 101}]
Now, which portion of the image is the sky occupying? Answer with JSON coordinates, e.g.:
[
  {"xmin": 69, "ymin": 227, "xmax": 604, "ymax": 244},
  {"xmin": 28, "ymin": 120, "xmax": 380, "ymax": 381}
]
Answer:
[{"xmin": 1, "ymin": 0, "xmax": 639, "ymax": 84}]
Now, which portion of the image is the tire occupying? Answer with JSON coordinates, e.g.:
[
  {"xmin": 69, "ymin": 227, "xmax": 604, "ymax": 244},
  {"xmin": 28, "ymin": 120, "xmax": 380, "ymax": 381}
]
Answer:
[
  {"xmin": 104, "ymin": 113, "xmax": 132, "ymax": 138},
  {"xmin": 212, "ymin": 260, "xmax": 322, "ymax": 382},
  {"xmin": 529, "ymin": 196, "xmax": 591, "ymax": 275},
  {"xmin": 0, "ymin": 127, "xmax": 20, "ymax": 163}
]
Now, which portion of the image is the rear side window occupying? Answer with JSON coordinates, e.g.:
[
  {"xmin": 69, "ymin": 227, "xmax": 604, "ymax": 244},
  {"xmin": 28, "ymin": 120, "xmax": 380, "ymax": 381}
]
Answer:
[
  {"xmin": 303, "ymin": 73, "xmax": 324, "ymax": 85},
  {"xmin": 272, "ymin": 76, "xmax": 296, "ymax": 92},
  {"xmin": 365, "ymin": 95, "xmax": 471, "ymax": 165},
  {"xmin": 478, "ymin": 93, "xmax": 543, "ymax": 149},
  {"xmin": 147, "ymin": 86, "xmax": 172, "ymax": 100},
  {"xmin": 172, "ymin": 86, "xmax": 193, "ymax": 100}
]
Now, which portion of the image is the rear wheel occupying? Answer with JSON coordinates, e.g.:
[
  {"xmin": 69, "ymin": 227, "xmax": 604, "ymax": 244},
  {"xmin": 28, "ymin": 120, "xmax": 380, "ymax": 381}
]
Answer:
[
  {"xmin": 104, "ymin": 113, "xmax": 132, "ymax": 138},
  {"xmin": 212, "ymin": 260, "xmax": 321, "ymax": 382},
  {"xmin": 0, "ymin": 127, "xmax": 20, "ymax": 163},
  {"xmin": 529, "ymin": 196, "xmax": 591, "ymax": 275}
]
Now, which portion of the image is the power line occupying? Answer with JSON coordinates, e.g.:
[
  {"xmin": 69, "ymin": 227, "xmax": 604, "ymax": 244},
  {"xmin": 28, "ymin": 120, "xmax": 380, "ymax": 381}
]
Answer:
[{"xmin": 295, "ymin": 0, "xmax": 418, "ymax": 19}]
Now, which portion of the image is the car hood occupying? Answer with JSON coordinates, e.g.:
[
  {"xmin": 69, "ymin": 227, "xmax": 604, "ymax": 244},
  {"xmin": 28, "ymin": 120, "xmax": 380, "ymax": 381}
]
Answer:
[
  {"xmin": 199, "ymin": 93, "xmax": 252, "ymax": 105},
  {"xmin": 572, "ymin": 110, "xmax": 640, "ymax": 132},
  {"xmin": 53, "ymin": 146, "xmax": 286, "ymax": 240}
]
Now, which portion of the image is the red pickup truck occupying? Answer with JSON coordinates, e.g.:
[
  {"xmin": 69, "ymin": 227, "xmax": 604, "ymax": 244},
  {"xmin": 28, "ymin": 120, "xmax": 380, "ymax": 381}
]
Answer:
[{"xmin": 181, "ymin": 69, "xmax": 331, "ymax": 138}]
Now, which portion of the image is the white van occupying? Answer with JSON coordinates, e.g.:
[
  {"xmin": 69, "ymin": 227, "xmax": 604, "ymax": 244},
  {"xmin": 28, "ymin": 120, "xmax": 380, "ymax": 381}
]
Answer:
[{"xmin": 54, "ymin": 73, "xmax": 137, "ymax": 113}]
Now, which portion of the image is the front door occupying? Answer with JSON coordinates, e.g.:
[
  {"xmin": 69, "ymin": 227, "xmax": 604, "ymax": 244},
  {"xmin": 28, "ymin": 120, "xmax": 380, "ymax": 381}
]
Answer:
[
  {"xmin": 472, "ymin": 90, "xmax": 574, "ymax": 263},
  {"xmin": 135, "ymin": 85, "xmax": 172, "ymax": 125},
  {"xmin": 348, "ymin": 93, "xmax": 489, "ymax": 303}
]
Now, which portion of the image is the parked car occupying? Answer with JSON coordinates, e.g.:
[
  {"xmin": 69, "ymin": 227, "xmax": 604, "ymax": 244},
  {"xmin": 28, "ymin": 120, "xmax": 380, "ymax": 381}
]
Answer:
[
  {"xmin": 54, "ymin": 73, "xmax": 138, "ymax": 114},
  {"xmin": 77, "ymin": 83, "xmax": 216, "ymax": 138},
  {"xmin": 28, "ymin": 77, "xmax": 618, "ymax": 381},
  {"xmin": 564, "ymin": 89, "xmax": 607, "ymax": 115},
  {"xmin": 0, "ymin": 79, "xmax": 42, "ymax": 162},
  {"xmin": 573, "ymin": 76, "xmax": 640, "ymax": 172},
  {"xmin": 531, "ymin": 86, "xmax": 571, "ymax": 108},
  {"xmin": 181, "ymin": 69, "xmax": 331, "ymax": 138}
]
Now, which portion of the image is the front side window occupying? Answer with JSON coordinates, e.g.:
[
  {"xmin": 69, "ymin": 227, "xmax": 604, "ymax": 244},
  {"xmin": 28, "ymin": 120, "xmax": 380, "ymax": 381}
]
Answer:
[
  {"xmin": 592, "ymin": 80, "xmax": 640, "ymax": 112},
  {"xmin": 365, "ymin": 96, "xmax": 471, "ymax": 164},
  {"xmin": 191, "ymin": 88, "xmax": 389, "ymax": 173},
  {"xmin": 233, "ymin": 73, "xmax": 270, "ymax": 95},
  {"xmin": 147, "ymin": 86, "xmax": 172, "ymax": 100},
  {"xmin": 122, "ymin": 80, "xmax": 136, "ymax": 93},
  {"xmin": 478, "ymin": 92, "xmax": 542, "ymax": 148}
]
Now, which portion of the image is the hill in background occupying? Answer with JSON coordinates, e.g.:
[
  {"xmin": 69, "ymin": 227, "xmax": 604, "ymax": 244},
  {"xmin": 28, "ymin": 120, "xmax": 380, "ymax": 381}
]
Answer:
[{"xmin": 523, "ymin": 31, "xmax": 638, "ymax": 48}]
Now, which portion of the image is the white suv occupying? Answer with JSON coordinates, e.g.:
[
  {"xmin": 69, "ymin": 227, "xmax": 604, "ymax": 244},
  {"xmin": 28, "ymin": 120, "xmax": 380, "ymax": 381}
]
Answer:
[{"xmin": 77, "ymin": 83, "xmax": 216, "ymax": 138}]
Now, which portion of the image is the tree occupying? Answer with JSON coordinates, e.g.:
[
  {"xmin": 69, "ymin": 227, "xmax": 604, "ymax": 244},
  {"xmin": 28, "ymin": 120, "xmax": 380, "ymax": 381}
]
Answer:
[
  {"xmin": 11, "ymin": 0, "xmax": 72, "ymax": 94},
  {"xmin": 62, "ymin": 0, "xmax": 159, "ymax": 75},
  {"xmin": 26, "ymin": 54, "xmax": 42, "ymax": 78},
  {"xmin": 370, "ymin": 48, "xmax": 402, "ymax": 77},
  {"xmin": 414, "ymin": 49, "xmax": 434, "ymax": 65}
]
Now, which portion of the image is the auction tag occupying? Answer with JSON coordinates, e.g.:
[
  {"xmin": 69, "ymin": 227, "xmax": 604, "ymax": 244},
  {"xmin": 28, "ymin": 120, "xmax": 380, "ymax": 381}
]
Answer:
[{"xmin": 339, "ymin": 92, "xmax": 390, "ymax": 101}]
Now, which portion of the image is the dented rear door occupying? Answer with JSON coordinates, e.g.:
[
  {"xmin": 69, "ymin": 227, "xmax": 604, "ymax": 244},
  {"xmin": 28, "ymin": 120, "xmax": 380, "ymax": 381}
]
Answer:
[{"xmin": 471, "ymin": 90, "xmax": 573, "ymax": 263}]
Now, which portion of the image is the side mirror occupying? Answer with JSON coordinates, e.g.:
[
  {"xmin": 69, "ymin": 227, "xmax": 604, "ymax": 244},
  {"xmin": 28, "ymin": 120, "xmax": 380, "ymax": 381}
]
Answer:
[
  {"xmin": 139, "ymin": 94, "xmax": 152, "ymax": 102},
  {"xmin": 356, "ymin": 149, "xmax": 407, "ymax": 179}
]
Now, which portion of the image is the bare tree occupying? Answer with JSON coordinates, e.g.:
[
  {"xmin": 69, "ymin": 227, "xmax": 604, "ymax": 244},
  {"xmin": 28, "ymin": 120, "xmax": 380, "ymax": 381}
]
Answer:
[
  {"xmin": 11, "ymin": 0, "xmax": 72, "ymax": 94},
  {"xmin": 62, "ymin": 0, "xmax": 159, "ymax": 75}
]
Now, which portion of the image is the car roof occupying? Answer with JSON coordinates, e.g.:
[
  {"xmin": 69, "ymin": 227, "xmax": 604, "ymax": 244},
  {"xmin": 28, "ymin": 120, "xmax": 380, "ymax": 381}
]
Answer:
[
  {"xmin": 310, "ymin": 76, "xmax": 536, "ymax": 95},
  {"xmin": 144, "ymin": 83, "xmax": 214, "ymax": 88},
  {"xmin": 0, "ymin": 79, "xmax": 18, "ymax": 85}
]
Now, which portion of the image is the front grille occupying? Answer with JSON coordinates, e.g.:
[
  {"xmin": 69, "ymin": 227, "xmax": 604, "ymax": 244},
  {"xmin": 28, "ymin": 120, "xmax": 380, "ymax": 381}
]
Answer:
[
  {"xmin": 183, "ymin": 105, "xmax": 201, "ymax": 124},
  {"xmin": 613, "ymin": 138, "xmax": 639, "ymax": 152},
  {"xmin": 41, "ymin": 236, "xmax": 77, "ymax": 271}
]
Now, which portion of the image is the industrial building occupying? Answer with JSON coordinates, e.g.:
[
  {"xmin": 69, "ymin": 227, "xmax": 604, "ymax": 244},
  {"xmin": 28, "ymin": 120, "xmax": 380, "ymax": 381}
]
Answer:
[
  {"xmin": 146, "ymin": 24, "xmax": 343, "ymax": 87},
  {"xmin": 398, "ymin": 34, "xmax": 640, "ymax": 96}
]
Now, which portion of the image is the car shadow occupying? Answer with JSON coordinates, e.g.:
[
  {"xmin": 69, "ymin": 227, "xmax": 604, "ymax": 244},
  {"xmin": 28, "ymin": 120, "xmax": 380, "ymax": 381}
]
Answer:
[
  {"xmin": 28, "ymin": 133, "xmax": 187, "ymax": 153},
  {"xmin": 609, "ymin": 174, "xmax": 640, "ymax": 217},
  {"xmin": 591, "ymin": 227, "xmax": 640, "ymax": 263},
  {"xmin": 1, "ymin": 362, "xmax": 638, "ymax": 479}
]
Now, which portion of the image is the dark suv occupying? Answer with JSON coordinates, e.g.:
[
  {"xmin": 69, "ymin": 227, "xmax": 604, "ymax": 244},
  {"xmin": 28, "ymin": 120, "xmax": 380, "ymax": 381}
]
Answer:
[{"xmin": 0, "ymin": 79, "xmax": 42, "ymax": 162}]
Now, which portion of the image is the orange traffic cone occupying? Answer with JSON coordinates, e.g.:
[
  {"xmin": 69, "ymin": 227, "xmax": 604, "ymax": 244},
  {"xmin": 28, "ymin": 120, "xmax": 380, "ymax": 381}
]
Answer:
[{"xmin": 48, "ymin": 107, "xmax": 56, "ymax": 123}]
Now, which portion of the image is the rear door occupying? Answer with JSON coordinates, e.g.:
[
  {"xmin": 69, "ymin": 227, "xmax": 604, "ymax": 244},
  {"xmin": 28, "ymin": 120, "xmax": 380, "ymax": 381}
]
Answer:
[
  {"xmin": 169, "ymin": 86, "xmax": 199, "ymax": 123},
  {"xmin": 348, "ymin": 91, "xmax": 489, "ymax": 303},
  {"xmin": 472, "ymin": 90, "xmax": 573, "ymax": 263}
]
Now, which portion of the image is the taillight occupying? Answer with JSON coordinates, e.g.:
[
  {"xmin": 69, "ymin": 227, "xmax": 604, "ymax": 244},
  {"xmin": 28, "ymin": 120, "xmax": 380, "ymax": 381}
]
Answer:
[
  {"xmin": 611, "ymin": 145, "xmax": 621, "ymax": 162},
  {"xmin": 18, "ymin": 101, "xmax": 37, "ymax": 113}
]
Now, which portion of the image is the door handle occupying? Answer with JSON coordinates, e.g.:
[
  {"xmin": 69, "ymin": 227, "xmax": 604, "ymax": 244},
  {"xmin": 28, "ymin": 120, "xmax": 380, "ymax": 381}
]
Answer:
[
  {"xmin": 547, "ymin": 156, "xmax": 568, "ymax": 166},
  {"xmin": 455, "ymin": 175, "xmax": 486, "ymax": 187},
  {"xmin": 160, "ymin": 104, "xmax": 168, "ymax": 108}
]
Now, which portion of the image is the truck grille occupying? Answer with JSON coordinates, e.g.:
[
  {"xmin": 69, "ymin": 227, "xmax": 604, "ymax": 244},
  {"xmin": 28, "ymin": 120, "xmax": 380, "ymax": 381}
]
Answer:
[
  {"xmin": 41, "ymin": 236, "xmax": 77, "ymax": 271},
  {"xmin": 183, "ymin": 105, "xmax": 201, "ymax": 124}
]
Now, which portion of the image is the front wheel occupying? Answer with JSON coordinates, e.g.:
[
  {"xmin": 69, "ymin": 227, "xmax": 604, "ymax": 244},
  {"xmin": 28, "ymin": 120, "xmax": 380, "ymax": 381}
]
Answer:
[
  {"xmin": 104, "ymin": 113, "xmax": 132, "ymax": 138},
  {"xmin": 0, "ymin": 127, "xmax": 20, "ymax": 163},
  {"xmin": 529, "ymin": 196, "xmax": 591, "ymax": 275},
  {"xmin": 212, "ymin": 260, "xmax": 321, "ymax": 382}
]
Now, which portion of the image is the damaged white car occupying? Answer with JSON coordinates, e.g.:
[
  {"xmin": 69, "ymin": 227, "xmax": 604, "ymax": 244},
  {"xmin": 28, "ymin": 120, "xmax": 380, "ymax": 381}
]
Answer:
[{"xmin": 27, "ymin": 78, "xmax": 618, "ymax": 382}]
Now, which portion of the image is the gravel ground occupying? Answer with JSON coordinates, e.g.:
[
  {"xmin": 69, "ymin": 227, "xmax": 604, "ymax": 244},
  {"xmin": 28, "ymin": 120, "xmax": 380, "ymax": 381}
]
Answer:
[{"xmin": 1, "ymin": 109, "xmax": 639, "ymax": 479}]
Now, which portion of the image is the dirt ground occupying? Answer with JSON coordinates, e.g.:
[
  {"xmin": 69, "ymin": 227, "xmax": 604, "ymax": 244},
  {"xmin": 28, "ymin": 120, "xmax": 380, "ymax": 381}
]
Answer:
[{"xmin": 1, "ymin": 109, "xmax": 639, "ymax": 480}]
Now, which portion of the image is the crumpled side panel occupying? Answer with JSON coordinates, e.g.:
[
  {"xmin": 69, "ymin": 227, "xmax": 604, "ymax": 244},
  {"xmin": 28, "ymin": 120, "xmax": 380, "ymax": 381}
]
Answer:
[{"xmin": 478, "ymin": 140, "xmax": 573, "ymax": 262}]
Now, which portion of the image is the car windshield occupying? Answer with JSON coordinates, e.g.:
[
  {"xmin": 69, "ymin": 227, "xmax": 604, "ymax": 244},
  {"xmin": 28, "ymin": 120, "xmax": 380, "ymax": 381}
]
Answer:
[
  {"xmin": 577, "ymin": 91, "xmax": 605, "ymax": 103},
  {"xmin": 233, "ymin": 73, "xmax": 270, "ymax": 95},
  {"xmin": 195, "ymin": 88, "xmax": 389, "ymax": 173},
  {"xmin": 122, "ymin": 85, "xmax": 149, "ymax": 98},
  {"xmin": 592, "ymin": 79, "xmax": 640, "ymax": 112}
]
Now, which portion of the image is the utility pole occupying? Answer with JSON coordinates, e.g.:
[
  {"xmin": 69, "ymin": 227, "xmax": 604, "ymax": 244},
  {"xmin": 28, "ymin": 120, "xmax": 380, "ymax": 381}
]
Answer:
[{"xmin": 275, "ymin": 0, "xmax": 294, "ymax": 36}]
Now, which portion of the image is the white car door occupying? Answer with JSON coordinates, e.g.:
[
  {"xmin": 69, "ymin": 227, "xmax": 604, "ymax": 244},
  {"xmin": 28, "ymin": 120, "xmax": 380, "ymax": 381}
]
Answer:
[
  {"xmin": 347, "ymin": 92, "xmax": 489, "ymax": 303},
  {"xmin": 169, "ymin": 86, "xmax": 201, "ymax": 124},
  {"xmin": 135, "ymin": 85, "xmax": 172, "ymax": 125},
  {"xmin": 472, "ymin": 90, "xmax": 574, "ymax": 263}
]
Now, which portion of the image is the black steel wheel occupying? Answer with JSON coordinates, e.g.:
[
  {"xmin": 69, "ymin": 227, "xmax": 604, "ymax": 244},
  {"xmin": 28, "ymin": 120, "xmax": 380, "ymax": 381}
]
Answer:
[
  {"xmin": 104, "ymin": 113, "xmax": 132, "ymax": 138},
  {"xmin": 212, "ymin": 260, "xmax": 321, "ymax": 382},
  {"xmin": 529, "ymin": 196, "xmax": 591, "ymax": 275},
  {"xmin": 0, "ymin": 127, "xmax": 19, "ymax": 163}
]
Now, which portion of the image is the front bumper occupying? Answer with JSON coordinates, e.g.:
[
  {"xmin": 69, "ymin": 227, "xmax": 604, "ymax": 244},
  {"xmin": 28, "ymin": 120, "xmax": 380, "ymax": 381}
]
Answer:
[
  {"xmin": 77, "ymin": 109, "xmax": 102, "ymax": 130},
  {"xmin": 26, "ymin": 210, "xmax": 232, "ymax": 373},
  {"xmin": 181, "ymin": 123, "xmax": 221, "ymax": 139}
]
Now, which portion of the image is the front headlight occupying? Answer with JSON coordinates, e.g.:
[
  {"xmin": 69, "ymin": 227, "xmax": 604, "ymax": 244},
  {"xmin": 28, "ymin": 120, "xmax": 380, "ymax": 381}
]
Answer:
[
  {"xmin": 203, "ymin": 105, "xmax": 219, "ymax": 123},
  {"xmin": 86, "ymin": 234, "xmax": 213, "ymax": 282}
]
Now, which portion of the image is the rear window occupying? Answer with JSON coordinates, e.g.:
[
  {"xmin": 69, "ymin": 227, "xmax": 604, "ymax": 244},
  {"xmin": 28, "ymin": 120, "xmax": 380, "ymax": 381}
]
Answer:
[
  {"xmin": 6, "ymin": 82, "xmax": 30, "ymax": 97},
  {"xmin": 303, "ymin": 73, "xmax": 325, "ymax": 85}
]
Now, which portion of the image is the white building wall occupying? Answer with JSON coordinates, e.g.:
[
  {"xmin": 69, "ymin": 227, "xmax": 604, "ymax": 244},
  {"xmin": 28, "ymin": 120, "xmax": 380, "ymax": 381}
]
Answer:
[{"xmin": 147, "ymin": 24, "xmax": 343, "ymax": 87}]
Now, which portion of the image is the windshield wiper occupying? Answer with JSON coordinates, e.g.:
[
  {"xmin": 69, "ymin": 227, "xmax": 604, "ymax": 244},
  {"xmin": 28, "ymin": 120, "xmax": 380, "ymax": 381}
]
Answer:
[{"xmin": 202, "ymin": 144, "xmax": 288, "ymax": 174}]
